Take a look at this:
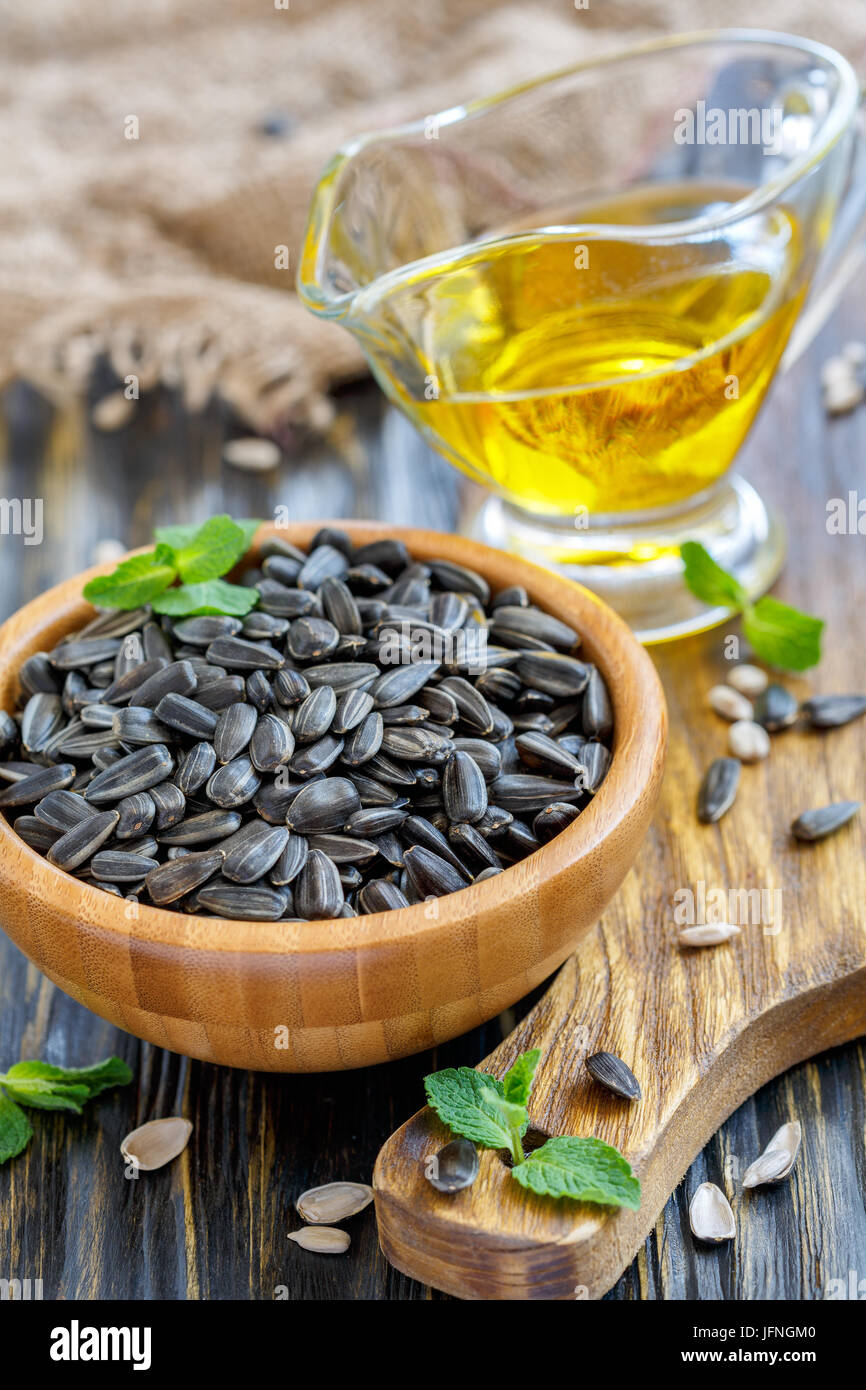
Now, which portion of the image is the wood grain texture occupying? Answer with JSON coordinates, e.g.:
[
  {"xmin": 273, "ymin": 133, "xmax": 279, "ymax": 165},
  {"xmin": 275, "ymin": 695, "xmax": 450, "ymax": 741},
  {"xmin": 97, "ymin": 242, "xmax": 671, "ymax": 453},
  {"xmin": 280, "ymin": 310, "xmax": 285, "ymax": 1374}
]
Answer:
[
  {"xmin": 0, "ymin": 285, "xmax": 864, "ymax": 1299},
  {"xmin": 0, "ymin": 523, "xmax": 665, "ymax": 1072}
]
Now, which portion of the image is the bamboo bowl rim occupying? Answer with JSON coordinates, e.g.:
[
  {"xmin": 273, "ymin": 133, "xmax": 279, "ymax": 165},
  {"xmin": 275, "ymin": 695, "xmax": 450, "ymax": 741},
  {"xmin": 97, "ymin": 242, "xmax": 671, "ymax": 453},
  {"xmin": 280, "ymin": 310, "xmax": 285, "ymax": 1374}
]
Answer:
[{"xmin": 0, "ymin": 522, "xmax": 666, "ymax": 959}]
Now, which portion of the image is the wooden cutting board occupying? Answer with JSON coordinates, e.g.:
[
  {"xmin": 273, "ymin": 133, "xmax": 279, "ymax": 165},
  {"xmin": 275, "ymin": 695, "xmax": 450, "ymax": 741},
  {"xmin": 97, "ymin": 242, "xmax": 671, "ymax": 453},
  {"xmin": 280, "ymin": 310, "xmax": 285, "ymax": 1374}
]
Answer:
[{"xmin": 373, "ymin": 635, "xmax": 866, "ymax": 1299}]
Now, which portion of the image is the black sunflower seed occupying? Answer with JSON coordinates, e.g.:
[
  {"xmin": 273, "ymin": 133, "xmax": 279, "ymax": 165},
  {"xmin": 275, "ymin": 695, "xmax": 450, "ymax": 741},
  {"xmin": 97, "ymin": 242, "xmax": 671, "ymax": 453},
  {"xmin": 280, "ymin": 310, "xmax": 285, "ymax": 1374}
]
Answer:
[
  {"xmin": 158, "ymin": 809, "xmax": 243, "ymax": 846},
  {"xmin": 533, "ymin": 802, "xmax": 580, "ymax": 842},
  {"xmin": 154, "ymin": 693, "xmax": 218, "ymax": 738},
  {"xmin": 14, "ymin": 816, "xmax": 62, "ymax": 851},
  {"xmin": 580, "ymin": 741, "xmax": 610, "ymax": 794},
  {"xmin": 149, "ymin": 780, "xmax": 187, "ymax": 830},
  {"xmin": 697, "ymin": 757, "xmax": 740, "ymax": 823},
  {"xmin": 46, "ymin": 809, "xmax": 120, "ymax": 870},
  {"xmin": 358, "ymin": 879, "xmax": 411, "ymax": 912},
  {"xmin": 285, "ymin": 776, "xmax": 360, "ymax": 833},
  {"xmin": 291, "ymin": 733, "xmax": 345, "ymax": 777},
  {"xmin": 297, "ymin": 544, "xmax": 349, "ymax": 590},
  {"xmin": 293, "ymin": 686, "xmax": 337, "ymax": 744},
  {"xmin": 491, "ymin": 606, "xmax": 577, "ymax": 651},
  {"xmin": 112, "ymin": 706, "xmax": 175, "ymax": 745},
  {"xmin": 195, "ymin": 882, "xmax": 287, "ymax": 921},
  {"xmin": 91, "ymin": 850, "xmax": 159, "ymax": 881},
  {"xmin": 303, "ymin": 662, "xmax": 379, "ymax": 694},
  {"xmin": 33, "ymin": 789, "xmax": 98, "ymax": 831},
  {"xmin": 110, "ymin": 659, "xmax": 196, "ymax": 708},
  {"xmin": 206, "ymin": 757, "xmax": 261, "ymax": 808},
  {"xmin": 174, "ymin": 741, "xmax": 218, "ymax": 796},
  {"xmin": 222, "ymin": 823, "xmax": 290, "ymax": 884},
  {"xmin": 172, "ymin": 616, "xmax": 243, "ymax": 646},
  {"xmin": 307, "ymin": 833, "xmax": 379, "ymax": 865},
  {"xmin": 585, "ymin": 1051, "xmax": 641, "ymax": 1101},
  {"xmin": 801, "ymin": 694, "xmax": 866, "ymax": 729},
  {"xmin": 294, "ymin": 848, "xmax": 344, "ymax": 919},
  {"xmin": 269, "ymin": 832, "xmax": 309, "ymax": 885},
  {"xmin": 115, "ymin": 792, "xmax": 156, "ymax": 839},
  {"xmin": 379, "ymin": 726, "xmax": 452, "ymax": 764},
  {"xmin": 0, "ymin": 762, "xmax": 76, "ymax": 806},
  {"xmin": 19, "ymin": 653, "xmax": 60, "ymax": 696},
  {"xmin": 344, "ymin": 806, "xmax": 408, "ymax": 837},
  {"xmin": 451, "ymin": 737, "xmax": 502, "ymax": 781},
  {"xmin": 249, "ymin": 713, "xmax": 295, "ymax": 772},
  {"xmin": 442, "ymin": 751, "xmax": 488, "ymax": 824},
  {"xmin": 205, "ymin": 637, "xmax": 284, "ymax": 671},
  {"xmin": 487, "ymin": 774, "xmax": 582, "ymax": 812},
  {"xmin": 368, "ymin": 661, "xmax": 441, "ymax": 708},
  {"xmin": 791, "ymin": 801, "xmax": 860, "ymax": 842},
  {"xmin": 403, "ymin": 845, "xmax": 471, "ymax": 897},
  {"xmin": 20, "ymin": 693, "xmax": 64, "ymax": 754},
  {"xmin": 753, "ymin": 683, "xmax": 798, "ymax": 732},
  {"xmin": 145, "ymin": 848, "xmax": 225, "ymax": 904},
  {"xmin": 49, "ymin": 638, "xmax": 122, "ymax": 670},
  {"xmin": 193, "ymin": 675, "xmax": 247, "ymax": 711},
  {"xmin": 245, "ymin": 669, "xmax": 274, "ymax": 713},
  {"xmin": 332, "ymin": 689, "xmax": 374, "ymax": 734},
  {"xmin": 516, "ymin": 652, "xmax": 590, "ymax": 698},
  {"xmin": 342, "ymin": 712, "xmax": 384, "ymax": 766},
  {"xmin": 213, "ymin": 702, "xmax": 258, "ymax": 764},
  {"xmin": 516, "ymin": 731, "xmax": 585, "ymax": 779}
]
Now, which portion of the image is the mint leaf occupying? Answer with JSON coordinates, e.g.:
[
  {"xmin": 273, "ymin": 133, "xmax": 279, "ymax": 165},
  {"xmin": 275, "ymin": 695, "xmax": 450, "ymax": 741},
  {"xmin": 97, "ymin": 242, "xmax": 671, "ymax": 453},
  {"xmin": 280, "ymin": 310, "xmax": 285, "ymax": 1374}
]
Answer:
[
  {"xmin": 1, "ymin": 1079, "xmax": 90, "ymax": 1113},
  {"xmin": 83, "ymin": 550, "xmax": 177, "ymax": 609},
  {"xmin": 4, "ymin": 1057, "xmax": 132, "ymax": 1099},
  {"xmin": 174, "ymin": 516, "xmax": 248, "ymax": 583},
  {"xmin": 155, "ymin": 518, "xmax": 262, "ymax": 552},
  {"xmin": 151, "ymin": 579, "xmax": 259, "ymax": 617},
  {"xmin": 502, "ymin": 1049, "xmax": 541, "ymax": 1107},
  {"xmin": 681, "ymin": 540, "xmax": 823, "ymax": 672},
  {"xmin": 0, "ymin": 1056, "xmax": 132, "ymax": 1121},
  {"xmin": 424, "ymin": 1067, "xmax": 514, "ymax": 1150},
  {"xmin": 680, "ymin": 541, "xmax": 747, "ymax": 609},
  {"xmin": 511, "ymin": 1136, "xmax": 641, "ymax": 1209},
  {"xmin": 0, "ymin": 1089, "xmax": 33, "ymax": 1164},
  {"xmin": 743, "ymin": 596, "xmax": 823, "ymax": 672}
]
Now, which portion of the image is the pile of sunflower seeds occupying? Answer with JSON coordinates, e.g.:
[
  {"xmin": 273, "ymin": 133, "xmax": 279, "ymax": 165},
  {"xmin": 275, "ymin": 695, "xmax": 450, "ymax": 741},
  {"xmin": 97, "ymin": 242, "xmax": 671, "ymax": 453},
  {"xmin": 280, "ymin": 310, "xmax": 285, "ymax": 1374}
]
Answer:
[{"xmin": 0, "ymin": 530, "xmax": 613, "ymax": 922}]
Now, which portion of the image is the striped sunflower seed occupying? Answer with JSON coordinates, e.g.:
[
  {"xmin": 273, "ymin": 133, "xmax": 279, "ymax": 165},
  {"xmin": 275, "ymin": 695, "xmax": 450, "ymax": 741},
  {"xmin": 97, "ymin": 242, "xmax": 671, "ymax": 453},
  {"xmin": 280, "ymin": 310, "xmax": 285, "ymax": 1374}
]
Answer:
[
  {"xmin": 294, "ymin": 848, "xmax": 344, "ymax": 919},
  {"xmin": 249, "ymin": 713, "xmax": 295, "ymax": 772},
  {"xmin": 195, "ymin": 881, "xmax": 287, "ymax": 921},
  {"xmin": 171, "ymin": 616, "xmax": 243, "ymax": 646},
  {"xmin": 403, "ymin": 845, "xmax": 471, "ymax": 897},
  {"xmin": 33, "ymin": 789, "xmax": 98, "ymax": 831},
  {"xmin": 85, "ymin": 744, "xmax": 173, "ymax": 803},
  {"xmin": 307, "ymin": 833, "xmax": 379, "ymax": 864},
  {"xmin": 290, "ymin": 733, "xmax": 344, "ymax": 777},
  {"xmin": 293, "ymin": 686, "xmax": 337, "ymax": 744},
  {"xmin": 516, "ymin": 653, "xmax": 590, "ymax": 698},
  {"xmin": 491, "ymin": 606, "xmax": 577, "ymax": 650},
  {"xmin": 91, "ymin": 850, "xmax": 160, "ymax": 881},
  {"xmin": 515, "ymin": 731, "xmax": 584, "ymax": 779},
  {"xmin": 222, "ymin": 823, "xmax": 290, "ymax": 884},
  {"xmin": 285, "ymin": 776, "xmax": 360, "ymax": 833},
  {"xmin": 115, "ymin": 793, "xmax": 156, "ymax": 839},
  {"xmin": 0, "ymin": 762, "xmax": 77, "ymax": 806},
  {"xmin": 20, "ymin": 693, "xmax": 64, "ymax": 753},
  {"xmin": 357, "ymin": 879, "xmax": 411, "ymax": 912},
  {"xmin": 121, "ymin": 660, "xmax": 197, "ymax": 708},
  {"xmin": 442, "ymin": 751, "xmax": 488, "ymax": 824},
  {"xmin": 154, "ymin": 693, "xmax": 218, "ymax": 738},
  {"xmin": 269, "ymin": 833, "xmax": 309, "ymax": 885},
  {"xmin": 149, "ymin": 781, "xmax": 187, "ymax": 830},
  {"xmin": 368, "ymin": 661, "xmax": 441, "ymax": 708},
  {"xmin": 697, "ymin": 757, "xmax": 740, "ymax": 823},
  {"xmin": 380, "ymin": 727, "xmax": 452, "ymax": 764},
  {"xmin": 801, "ymin": 694, "xmax": 866, "ymax": 729},
  {"xmin": 585, "ymin": 1051, "xmax": 641, "ymax": 1101},
  {"xmin": 791, "ymin": 801, "xmax": 860, "ymax": 842},
  {"xmin": 158, "ymin": 809, "xmax": 243, "ymax": 846},
  {"xmin": 14, "ymin": 816, "xmax": 62, "ymax": 851},
  {"xmin": 753, "ymin": 683, "xmax": 798, "ymax": 732},
  {"xmin": 582, "ymin": 667, "xmax": 614, "ymax": 739},
  {"xmin": 342, "ymin": 712, "xmax": 383, "ymax": 766},
  {"xmin": 112, "ymin": 706, "xmax": 175, "ymax": 745},
  {"xmin": 193, "ymin": 675, "xmax": 247, "ymax": 711},
  {"xmin": 303, "ymin": 662, "xmax": 378, "ymax": 694},
  {"xmin": 533, "ymin": 802, "xmax": 580, "ymax": 842},
  {"xmin": 487, "ymin": 774, "xmax": 582, "ymax": 812},
  {"xmin": 47, "ymin": 810, "xmax": 120, "ymax": 871},
  {"xmin": 206, "ymin": 757, "xmax": 261, "ymax": 808},
  {"xmin": 213, "ymin": 702, "xmax": 258, "ymax": 764},
  {"xmin": 174, "ymin": 741, "xmax": 218, "ymax": 795},
  {"xmin": 205, "ymin": 636, "xmax": 285, "ymax": 671}
]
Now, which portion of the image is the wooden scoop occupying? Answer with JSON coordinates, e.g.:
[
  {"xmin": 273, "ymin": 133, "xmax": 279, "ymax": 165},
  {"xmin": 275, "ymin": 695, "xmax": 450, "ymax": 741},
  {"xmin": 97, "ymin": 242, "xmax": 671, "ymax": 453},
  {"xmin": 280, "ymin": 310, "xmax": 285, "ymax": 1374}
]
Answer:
[{"xmin": 374, "ymin": 729, "xmax": 866, "ymax": 1299}]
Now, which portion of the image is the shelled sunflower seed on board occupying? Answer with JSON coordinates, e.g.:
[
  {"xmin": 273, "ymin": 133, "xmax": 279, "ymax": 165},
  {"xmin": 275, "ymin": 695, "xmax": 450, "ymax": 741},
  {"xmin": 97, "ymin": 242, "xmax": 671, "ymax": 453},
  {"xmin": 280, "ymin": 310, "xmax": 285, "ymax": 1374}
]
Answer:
[{"xmin": 0, "ymin": 532, "xmax": 614, "ymax": 922}]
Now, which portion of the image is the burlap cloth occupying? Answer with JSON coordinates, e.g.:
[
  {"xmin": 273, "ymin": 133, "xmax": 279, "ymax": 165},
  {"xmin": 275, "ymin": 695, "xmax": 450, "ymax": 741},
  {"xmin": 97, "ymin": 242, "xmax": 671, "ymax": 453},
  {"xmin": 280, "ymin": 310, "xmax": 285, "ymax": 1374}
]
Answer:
[{"xmin": 3, "ymin": 0, "xmax": 864, "ymax": 436}]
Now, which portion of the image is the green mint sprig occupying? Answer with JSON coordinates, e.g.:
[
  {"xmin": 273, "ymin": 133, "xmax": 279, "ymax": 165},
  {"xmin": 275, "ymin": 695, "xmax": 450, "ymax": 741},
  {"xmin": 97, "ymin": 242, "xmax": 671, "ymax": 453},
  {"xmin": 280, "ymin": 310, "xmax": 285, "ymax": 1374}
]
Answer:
[
  {"xmin": 424, "ymin": 1050, "xmax": 640, "ymax": 1209},
  {"xmin": 680, "ymin": 541, "xmax": 823, "ymax": 671},
  {"xmin": 0, "ymin": 1056, "xmax": 132, "ymax": 1164},
  {"xmin": 83, "ymin": 516, "xmax": 264, "ymax": 618}
]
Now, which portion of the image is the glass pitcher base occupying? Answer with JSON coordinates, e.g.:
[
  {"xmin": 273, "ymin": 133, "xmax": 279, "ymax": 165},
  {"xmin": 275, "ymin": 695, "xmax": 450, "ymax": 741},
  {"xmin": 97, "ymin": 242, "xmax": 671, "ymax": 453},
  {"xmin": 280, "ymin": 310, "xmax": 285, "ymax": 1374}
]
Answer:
[{"xmin": 469, "ymin": 476, "xmax": 785, "ymax": 644}]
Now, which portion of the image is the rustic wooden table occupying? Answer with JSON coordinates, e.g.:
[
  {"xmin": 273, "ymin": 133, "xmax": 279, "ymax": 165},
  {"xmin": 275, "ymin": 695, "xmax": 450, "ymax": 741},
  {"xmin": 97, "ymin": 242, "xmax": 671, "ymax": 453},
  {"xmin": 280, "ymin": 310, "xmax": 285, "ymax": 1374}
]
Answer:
[{"xmin": 0, "ymin": 305, "xmax": 864, "ymax": 1300}]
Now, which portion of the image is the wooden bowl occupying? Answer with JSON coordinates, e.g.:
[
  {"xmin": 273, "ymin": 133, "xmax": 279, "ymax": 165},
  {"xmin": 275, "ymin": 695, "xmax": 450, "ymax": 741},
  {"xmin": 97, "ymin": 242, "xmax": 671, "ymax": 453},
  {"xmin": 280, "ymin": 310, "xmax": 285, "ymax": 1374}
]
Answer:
[{"xmin": 0, "ymin": 523, "xmax": 666, "ymax": 1072}]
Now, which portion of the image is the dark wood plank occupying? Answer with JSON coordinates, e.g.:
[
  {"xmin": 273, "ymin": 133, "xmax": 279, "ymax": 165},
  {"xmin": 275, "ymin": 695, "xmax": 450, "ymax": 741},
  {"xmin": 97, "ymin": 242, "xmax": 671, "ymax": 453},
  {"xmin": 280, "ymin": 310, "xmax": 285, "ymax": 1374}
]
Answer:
[{"xmin": 0, "ymin": 286, "xmax": 864, "ymax": 1299}]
